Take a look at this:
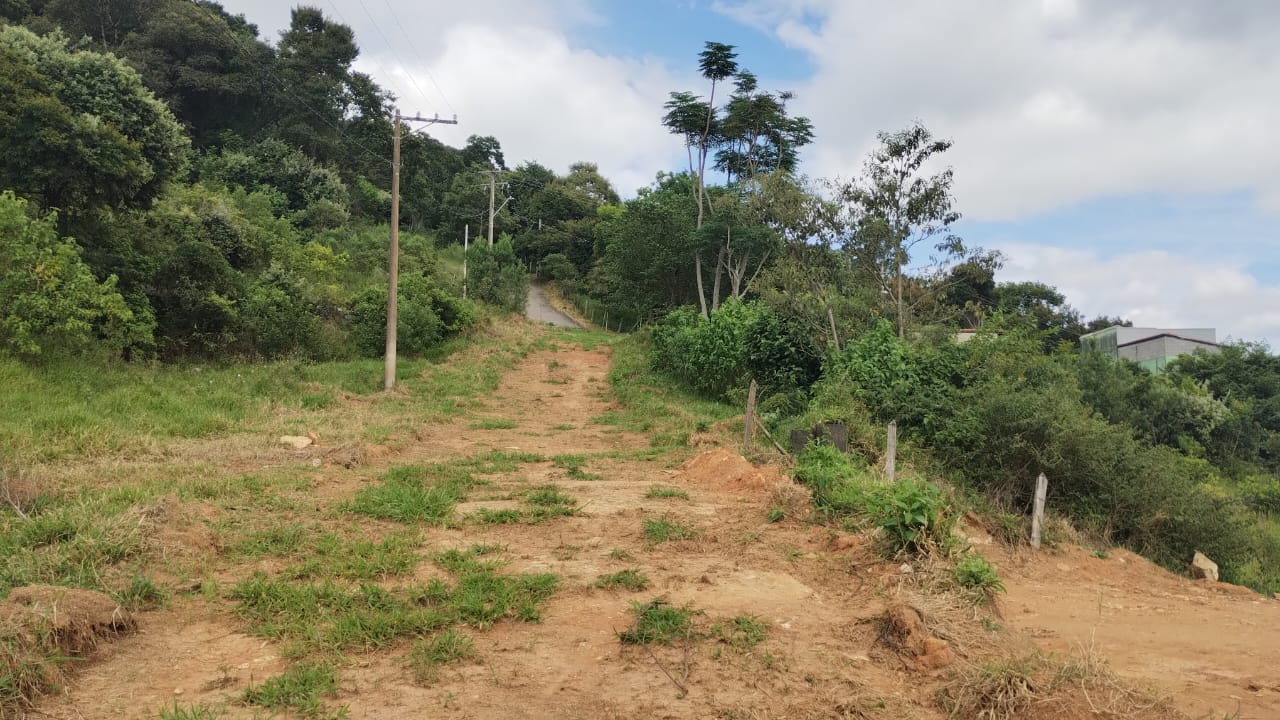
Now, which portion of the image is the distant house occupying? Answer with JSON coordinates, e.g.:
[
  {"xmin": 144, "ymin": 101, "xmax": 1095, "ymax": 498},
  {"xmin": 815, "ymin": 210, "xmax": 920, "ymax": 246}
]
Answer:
[{"xmin": 1080, "ymin": 326, "xmax": 1220, "ymax": 372}]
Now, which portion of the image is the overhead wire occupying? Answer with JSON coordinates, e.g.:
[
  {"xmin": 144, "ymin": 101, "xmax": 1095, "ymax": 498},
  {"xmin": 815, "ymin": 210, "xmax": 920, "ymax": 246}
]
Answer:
[
  {"xmin": 381, "ymin": 0, "xmax": 458, "ymax": 116},
  {"xmin": 350, "ymin": 0, "xmax": 441, "ymax": 117}
]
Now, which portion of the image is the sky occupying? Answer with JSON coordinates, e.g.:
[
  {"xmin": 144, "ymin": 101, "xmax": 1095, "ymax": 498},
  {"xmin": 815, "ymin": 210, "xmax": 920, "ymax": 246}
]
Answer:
[{"xmin": 216, "ymin": 0, "xmax": 1280, "ymax": 346}]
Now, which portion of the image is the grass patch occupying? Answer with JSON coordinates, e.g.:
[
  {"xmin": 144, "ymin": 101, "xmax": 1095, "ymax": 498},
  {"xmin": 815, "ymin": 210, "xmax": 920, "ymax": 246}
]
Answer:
[
  {"xmin": 551, "ymin": 424, "xmax": 576, "ymax": 431},
  {"xmin": 470, "ymin": 485, "xmax": 579, "ymax": 525},
  {"xmin": 228, "ymin": 525, "xmax": 418, "ymax": 581},
  {"xmin": 474, "ymin": 508, "xmax": 523, "ymax": 525},
  {"xmin": 643, "ymin": 517, "xmax": 698, "ymax": 545},
  {"xmin": 713, "ymin": 614, "xmax": 768, "ymax": 650},
  {"xmin": 597, "ymin": 335, "xmax": 738, "ymax": 449},
  {"xmin": 594, "ymin": 568, "xmax": 649, "ymax": 591},
  {"xmin": 114, "ymin": 574, "xmax": 167, "ymax": 611},
  {"xmin": 617, "ymin": 600, "xmax": 698, "ymax": 645},
  {"xmin": 343, "ymin": 452, "xmax": 545, "ymax": 525},
  {"xmin": 952, "ymin": 554, "xmax": 1005, "ymax": 602},
  {"xmin": 645, "ymin": 486, "xmax": 689, "ymax": 500},
  {"xmin": 552, "ymin": 454, "xmax": 602, "ymax": 481},
  {"xmin": 243, "ymin": 661, "xmax": 340, "ymax": 718},
  {"xmin": 157, "ymin": 704, "xmax": 228, "ymax": 719},
  {"xmin": 468, "ymin": 418, "xmax": 517, "ymax": 430},
  {"xmin": 409, "ymin": 628, "xmax": 475, "ymax": 684}
]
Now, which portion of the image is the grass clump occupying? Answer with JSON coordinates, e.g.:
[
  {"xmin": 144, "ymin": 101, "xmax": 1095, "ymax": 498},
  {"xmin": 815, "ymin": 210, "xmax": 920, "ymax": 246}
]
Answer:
[
  {"xmin": 468, "ymin": 418, "xmax": 517, "ymax": 430},
  {"xmin": 409, "ymin": 628, "xmax": 475, "ymax": 683},
  {"xmin": 594, "ymin": 568, "xmax": 649, "ymax": 591},
  {"xmin": 645, "ymin": 486, "xmax": 689, "ymax": 500},
  {"xmin": 157, "ymin": 704, "xmax": 228, "ymax": 719},
  {"xmin": 939, "ymin": 656, "xmax": 1039, "ymax": 720},
  {"xmin": 617, "ymin": 600, "xmax": 698, "ymax": 645},
  {"xmin": 712, "ymin": 614, "xmax": 768, "ymax": 650},
  {"xmin": 344, "ymin": 463, "xmax": 480, "ymax": 524},
  {"xmin": 114, "ymin": 574, "xmax": 167, "ymax": 610},
  {"xmin": 474, "ymin": 508, "xmax": 522, "ymax": 525},
  {"xmin": 952, "ymin": 554, "xmax": 1005, "ymax": 601},
  {"xmin": 243, "ymin": 661, "xmax": 341, "ymax": 718},
  {"xmin": 643, "ymin": 517, "xmax": 698, "ymax": 545},
  {"xmin": 552, "ymin": 454, "xmax": 602, "ymax": 481}
]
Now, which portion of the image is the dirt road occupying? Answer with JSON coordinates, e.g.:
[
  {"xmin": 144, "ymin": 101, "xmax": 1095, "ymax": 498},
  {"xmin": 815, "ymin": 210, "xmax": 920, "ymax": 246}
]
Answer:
[{"xmin": 33, "ymin": 332, "xmax": 1280, "ymax": 719}]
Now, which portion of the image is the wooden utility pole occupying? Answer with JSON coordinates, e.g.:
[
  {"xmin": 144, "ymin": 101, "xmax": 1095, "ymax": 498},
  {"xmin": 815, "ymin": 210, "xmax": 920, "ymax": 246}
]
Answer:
[
  {"xmin": 743, "ymin": 379, "xmax": 758, "ymax": 450},
  {"xmin": 884, "ymin": 420, "xmax": 898, "ymax": 482},
  {"xmin": 384, "ymin": 110, "xmax": 458, "ymax": 391},
  {"xmin": 462, "ymin": 224, "xmax": 469, "ymax": 299}
]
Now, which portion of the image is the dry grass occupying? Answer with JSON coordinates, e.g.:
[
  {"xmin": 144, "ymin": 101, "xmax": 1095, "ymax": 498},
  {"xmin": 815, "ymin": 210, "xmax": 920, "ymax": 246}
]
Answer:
[{"xmin": 938, "ymin": 639, "xmax": 1184, "ymax": 720}]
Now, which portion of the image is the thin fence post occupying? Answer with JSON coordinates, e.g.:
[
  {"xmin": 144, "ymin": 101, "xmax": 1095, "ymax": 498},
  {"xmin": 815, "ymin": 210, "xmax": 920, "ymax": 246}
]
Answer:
[
  {"xmin": 884, "ymin": 420, "xmax": 897, "ymax": 482},
  {"xmin": 743, "ymin": 379, "xmax": 758, "ymax": 451},
  {"xmin": 1031, "ymin": 472, "xmax": 1049, "ymax": 549}
]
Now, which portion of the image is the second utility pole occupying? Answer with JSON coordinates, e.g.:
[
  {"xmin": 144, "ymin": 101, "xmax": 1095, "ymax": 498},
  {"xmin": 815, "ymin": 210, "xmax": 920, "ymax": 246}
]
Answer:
[
  {"xmin": 487, "ymin": 171, "xmax": 496, "ymax": 247},
  {"xmin": 385, "ymin": 109, "xmax": 458, "ymax": 392}
]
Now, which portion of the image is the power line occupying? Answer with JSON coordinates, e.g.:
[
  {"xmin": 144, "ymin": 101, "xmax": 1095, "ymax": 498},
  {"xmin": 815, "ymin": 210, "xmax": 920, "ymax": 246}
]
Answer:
[{"xmin": 381, "ymin": 0, "xmax": 458, "ymax": 115}]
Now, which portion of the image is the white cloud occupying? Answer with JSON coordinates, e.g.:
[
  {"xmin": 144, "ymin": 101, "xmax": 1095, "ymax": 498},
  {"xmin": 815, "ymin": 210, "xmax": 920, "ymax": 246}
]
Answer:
[
  {"xmin": 217, "ymin": 0, "xmax": 683, "ymax": 195},
  {"xmin": 725, "ymin": 0, "xmax": 1280, "ymax": 221},
  {"xmin": 997, "ymin": 243, "xmax": 1280, "ymax": 345}
]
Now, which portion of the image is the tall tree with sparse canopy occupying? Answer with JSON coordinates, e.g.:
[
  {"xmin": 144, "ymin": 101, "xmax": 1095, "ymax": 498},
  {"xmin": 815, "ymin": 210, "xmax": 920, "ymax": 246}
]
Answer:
[{"xmin": 841, "ymin": 123, "xmax": 964, "ymax": 338}]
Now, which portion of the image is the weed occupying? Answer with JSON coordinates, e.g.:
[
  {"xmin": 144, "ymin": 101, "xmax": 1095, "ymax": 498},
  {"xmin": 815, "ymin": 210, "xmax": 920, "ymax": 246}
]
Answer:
[
  {"xmin": 1092, "ymin": 548, "xmax": 1111, "ymax": 559},
  {"xmin": 468, "ymin": 418, "xmax": 517, "ymax": 430},
  {"xmin": 607, "ymin": 548, "xmax": 634, "ymax": 561},
  {"xmin": 712, "ymin": 615, "xmax": 768, "ymax": 650},
  {"xmin": 525, "ymin": 485, "xmax": 575, "ymax": 507},
  {"xmin": 157, "ymin": 704, "xmax": 228, "ymax": 720},
  {"xmin": 643, "ymin": 517, "xmax": 698, "ymax": 545},
  {"xmin": 766, "ymin": 506, "xmax": 785, "ymax": 523},
  {"xmin": 645, "ymin": 486, "xmax": 689, "ymax": 500},
  {"xmin": 551, "ymin": 424, "xmax": 576, "ymax": 431},
  {"xmin": 939, "ymin": 656, "xmax": 1039, "ymax": 720},
  {"xmin": 474, "ymin": 508, "xmax": 522, "ymax": 525},
  {"xmin": 594, "ymin": 568, "xmax": 649, "ymax": 591},
  {"xmin": 243, "ymin": 661, "xmax": 342, "ymax": 718},
  {"xmin": 409, "ymin": 629, "xmax": 475, "ymax": 684},
  {"xmin": 114, "ymin": 575, "xmax": 167, "ymax": 611},
  {"xmin": 617, "ymin": 600, "xmax": 698, "ymax": 645},
  {"xmin": 952, "ymin": 555, "xmax": 1005, "ymax": 601}
]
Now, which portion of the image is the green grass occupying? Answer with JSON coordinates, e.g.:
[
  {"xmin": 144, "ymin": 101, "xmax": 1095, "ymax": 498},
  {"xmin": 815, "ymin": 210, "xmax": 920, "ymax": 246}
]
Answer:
[
  {"xmin": 952, "ymin": 555, "xmax": 1005, "ymax": 601},
  {"xmin": 114, "ymin": 574, "xmax": 167, "ymax": 610},
  {"xmin": 645, "ymin": 486, "xmax": 689, "ymax": 500},
  {"xmin": 643, "ymin": 517, "xmax": 698, "ymax": 545},
  {"xmin": 409, "ymin": 628, "xmax": 475, "ymax": 684},
  {"xmin": 596, "ymin": 335, "xmax": 738, "ymax": 449},
  {"xmin": 343, "ymin": 452, "xmax": 553, "ymax": 525},
  {"xmin": 617, "ymin": 600, "xmax": 698, "ymax": 645},
  {"xmin": 712, "ymin": 614, "xmax": 768, "ymax": 650},
  {"xmin": 468, "ymin": 418, "xmax": 517, "ymax": 430},
  {"xmin": 243, "ymin": 661, "xmax": 341, "ymax": 718},
  {"xmin": 594, "ymin": 568, "xmax": 649, "ymax": 591},
  {"xmin": 470, "ymin": 485, "xmax": 579, "ymax": 525},
  {"xmin": 552, "ymin": 454, "xmax": 602, "ymax": 481},
  {"xmin": 474, "ymin": 508, "xmax": 523, "ymax": 524}
]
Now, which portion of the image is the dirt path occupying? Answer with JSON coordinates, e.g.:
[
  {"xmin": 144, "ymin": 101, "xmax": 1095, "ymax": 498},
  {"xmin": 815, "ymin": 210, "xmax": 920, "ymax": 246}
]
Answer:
[
  {"xmin": 995, "ymin": 543, "xmax": 1280, "ymax": 719},
  {"xmin": 32, "ymin": 334, "xmax": 1280, "ymax": 719}
]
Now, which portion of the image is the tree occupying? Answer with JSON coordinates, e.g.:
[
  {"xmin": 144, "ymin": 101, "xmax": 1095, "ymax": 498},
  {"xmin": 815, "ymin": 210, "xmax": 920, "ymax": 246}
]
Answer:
[
  {"xmin": 272, "ymin": 7, "xmax": 362, "ymax": 162},
  {"xmin": 662, "ymin": 42, "xmax": 813, "ymax": 317},
  {"xmin": 841, "ymin": 123, "xmax": 964, "ymax": 338},
  {"xmin": 0, "ymin": 25, "xmax": 189, "ymax": 214}
]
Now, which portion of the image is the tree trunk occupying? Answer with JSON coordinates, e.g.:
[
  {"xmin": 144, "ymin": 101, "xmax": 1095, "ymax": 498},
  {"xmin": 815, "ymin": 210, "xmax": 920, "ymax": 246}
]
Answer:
[
  {"xmin": 895, "ymin": 237, "xmax": 905, "ymax": 340},
  {"xmin": 712, "ymin": 245, "xmax": 725, "ymax": 311},
  {"xmin": 827, "ymin": 304, "xmax": 841, "ymax": 352},
  {"xmin": 695, "ymin": 254, "xmax": 709, "ymax": 319}
]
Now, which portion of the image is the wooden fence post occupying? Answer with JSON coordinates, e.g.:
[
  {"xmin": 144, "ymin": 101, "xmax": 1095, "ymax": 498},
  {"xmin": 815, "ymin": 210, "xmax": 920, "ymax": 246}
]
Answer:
[
  {"xmin": 743, "ymin": 380, "xmax": 758, "ymax": 450},
  {"xmin": 1030, "ymin": 472, "xmax": 1049, "ymax": 549},
  {"xmin": 883, "ymin": 420, "xmax": 897, "ymax": 482}
]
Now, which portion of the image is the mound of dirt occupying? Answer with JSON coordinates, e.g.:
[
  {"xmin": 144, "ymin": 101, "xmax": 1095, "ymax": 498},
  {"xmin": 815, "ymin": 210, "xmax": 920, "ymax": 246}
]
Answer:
[
  {"xmin": 676, "ymin": 447, "xmax": 791, "ymax": 496},
  {"xmin": 877, "ymin": 604, "xmax": 955, "ymax": 672},
  {"xmin": 0, "ymin": 585, "xmax": 136, "ymax": 655}
]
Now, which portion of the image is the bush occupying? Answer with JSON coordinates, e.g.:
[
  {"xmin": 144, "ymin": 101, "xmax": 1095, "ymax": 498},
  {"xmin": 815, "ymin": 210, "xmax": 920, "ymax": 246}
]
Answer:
[
  {"xmin": 0, "ymin": 192, "xmax": 138, "ymax": 359},
  {"xmin": 537, "ymin": 253, "xmax": 578, "ymax": 290},
  {"xmin": 793, "ymin": 444, "xmax": 954, "ymax": 555},
  {"xmin": 239, "ymin": 283, "xmax": 319, "ymax": 358},
  {"xmin": 650, "ymin": 301, "xmax": 761, "ymax": 399},
  {"xmin": 351, "ymin": 274, "xmax": 473, "ymax": 357},
  {"xmin": 466, "ymin": 235, "xmax": 527, "ymax": 313},
  {"xmin": 952, "ymin": 554, "xmax": 1005, "ymax": 597}
]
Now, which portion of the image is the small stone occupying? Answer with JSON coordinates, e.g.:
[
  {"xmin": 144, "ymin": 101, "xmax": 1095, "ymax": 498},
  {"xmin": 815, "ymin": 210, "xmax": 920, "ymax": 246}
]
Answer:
[
  {"xmin": 174, "ymin": 689, "xmax": 183, "ymax": 696},
  {"xmin": 899, "ymin": 563, "xmax": 914, "ymax": 574},
  {"xmin": 278, "ymin": 435, "xmax": 313, "ymax": 449}
]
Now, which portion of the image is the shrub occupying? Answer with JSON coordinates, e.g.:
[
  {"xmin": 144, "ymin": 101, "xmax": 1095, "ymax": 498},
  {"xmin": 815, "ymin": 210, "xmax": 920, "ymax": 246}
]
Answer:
[
  {"xmin": 650, "ymin": 300, "xmax": 762, "ymax": 399},
  {"xmin": 240, "ymin": 283, "xmax": 319, "ymax": 358},
  {"xmin": 350, "ymin": 274, "xmax": 472, "ymax": 357},
  {"xmin": 0, "ymin": 192, "xmax": 137, "ymax": 358},
  {"xmin": 466, "ymin": 235, "xmax": 528, "ymax": 313}
]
